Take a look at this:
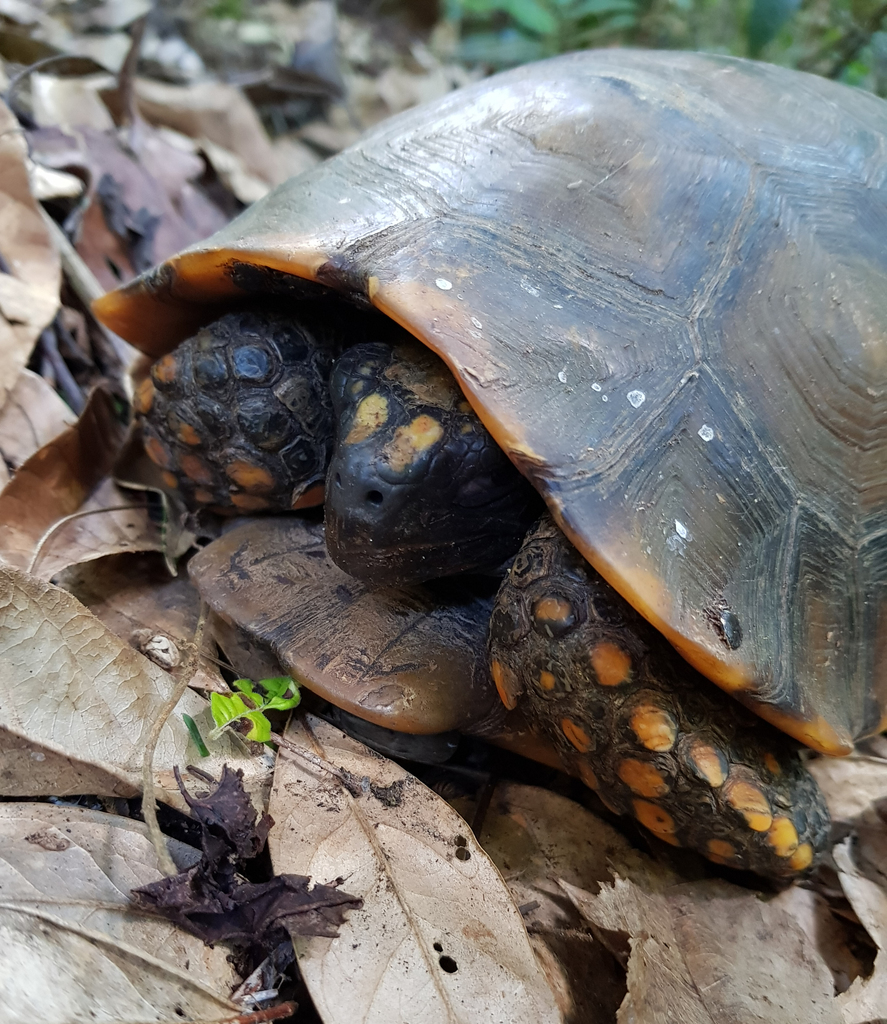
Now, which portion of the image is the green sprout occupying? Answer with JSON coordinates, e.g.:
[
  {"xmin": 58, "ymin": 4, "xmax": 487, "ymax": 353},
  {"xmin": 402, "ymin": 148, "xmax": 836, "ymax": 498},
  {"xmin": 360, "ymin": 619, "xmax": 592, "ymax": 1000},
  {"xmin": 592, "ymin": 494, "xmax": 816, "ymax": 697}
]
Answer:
[{"xmin": 185, "ymin": 677, "xmax": 301, "ymax": 750}]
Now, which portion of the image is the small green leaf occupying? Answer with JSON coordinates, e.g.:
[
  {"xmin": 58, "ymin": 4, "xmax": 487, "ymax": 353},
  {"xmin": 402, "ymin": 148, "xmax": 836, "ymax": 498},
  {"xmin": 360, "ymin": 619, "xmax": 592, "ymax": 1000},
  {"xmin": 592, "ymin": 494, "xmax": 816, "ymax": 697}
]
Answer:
[
  {"xmin": 243, "ymin": 711, "xmax": 272, "ymax": 743},
  {"xmin": 265, "ymin": 690, "xmax": 301, "ymax": 712},
  {"xmin": 232, "ymin": 678, "xmax": 260, "ymax": 702},
  {"xmin": 182, "ymin": 714, "xmax": 210, "ymax": 757},
  {"xmin": 210, "ymin": 691, "xmax": 243, "ymax": 728},
  {"xmin": 502, "ymin": 0, "xmax": 559, "ymax": 35},
  {"xmin": 260, "ymin": 676, "xmax": 296, "ymax": 699}
]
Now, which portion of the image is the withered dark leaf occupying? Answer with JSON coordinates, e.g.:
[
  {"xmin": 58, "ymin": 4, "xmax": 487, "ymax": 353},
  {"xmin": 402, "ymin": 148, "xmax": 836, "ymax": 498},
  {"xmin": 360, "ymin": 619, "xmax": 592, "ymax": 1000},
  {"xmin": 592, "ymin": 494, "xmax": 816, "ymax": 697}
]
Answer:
[
  {"xmin": 132, "ymin": 764, "xmax": 361, "ymax": 946},
  {"xmin": 177, "ymin": 763, "xmax": 272, "ymax": 860},
  {"xmin": 133, "ymin": 869, "xmax": 362, "ymax": 944}
]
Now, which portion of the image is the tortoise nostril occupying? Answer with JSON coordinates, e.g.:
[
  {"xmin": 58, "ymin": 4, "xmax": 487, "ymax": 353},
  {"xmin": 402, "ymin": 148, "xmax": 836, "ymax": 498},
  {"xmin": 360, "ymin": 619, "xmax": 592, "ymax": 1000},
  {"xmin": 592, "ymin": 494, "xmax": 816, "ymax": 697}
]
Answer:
[{"xmin": 366, "ymin": 489, "xmax": 384, "ymax": 506}]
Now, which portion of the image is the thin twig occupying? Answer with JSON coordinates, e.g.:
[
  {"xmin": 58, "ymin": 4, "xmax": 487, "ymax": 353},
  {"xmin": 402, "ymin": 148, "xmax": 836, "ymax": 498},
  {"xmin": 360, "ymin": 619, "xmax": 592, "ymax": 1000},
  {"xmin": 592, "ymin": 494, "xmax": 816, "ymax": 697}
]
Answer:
[
  {"xmin": 270, "ymin": 730, "xmax": 352, "ymax": 783},
  {"xmin": 39, "ymin": 325, "xmax": 86, "ymax": 415},
  {"xmin": 38, "ymin": 207, "xmax": 139, "ymax": 381},
  {"xmin": 142, "ymin": 601, "xmax": 208, "ymax": 877}
]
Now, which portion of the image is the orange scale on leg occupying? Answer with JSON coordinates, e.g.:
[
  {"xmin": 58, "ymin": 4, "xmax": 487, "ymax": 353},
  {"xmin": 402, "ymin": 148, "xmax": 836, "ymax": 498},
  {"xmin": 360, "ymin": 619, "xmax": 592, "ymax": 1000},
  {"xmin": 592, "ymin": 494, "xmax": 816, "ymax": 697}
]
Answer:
[
  {"xmin": 538, "ymin": 670, "xmax": 556, "ymax": 691},
  {"xmin": 225, "ymin": 460, "xmax": 275, "ymax": 493},
  {"xmin": 767, "ymin": 816, "xmax": 799, "ymax": 858},
  {"xmin": 724, "ymin": 778, "xmax": 772, "ymax": 832},
  {"xmin": 589, "ymin": 641, "xmax": 632, "ymax": 686},
  {"xmin": 133, "ymin": 377, "xmax": 154, "ymax": 415},
  {"xmin": 151, "ymin": 354, "xmax": 177, "ymax": 385},
  {"xmin": 179, "ymin": 454, "xmax": 214, "ymax": 486},
  {"xmin": 707, "ymin": 838, "xmax": 738, "ymax": 863},
  {"xmin": 230, "ymin": 493, "xmax": 272, "ymax": 511},
  {"xmin": 491, "ymin": 659, "xmax": 519, "ymax": 710},
  {"xmin": 788, "ymin": 843, "xmax": 814, "ymax": 872},
  {"xmin": 161, "ymin": 471, "xmax": 179, "ymax": 490},
  {"xmin": 632, "ymin": 799, "xmax": 676, "ymax": 835},
  {"xmin": 629, "ymin": 704, "xmax": 678, "ymax": 752},
  {"xmin": 144, "ymin": 436, "xmax": 173, "ymax": 470},
  {"xmin": 686, "ymin": 738, "xmax": 728, "ymax": 788},
  {"xmin": 561, "ymin": 718, "xmax": 592, "ymax": 754},
  {"xmin": 617, "ymin": 758, "xmax": 669, "ymax": 798},
  {"xmin": 177, "ymin": 422, "xmax": 201, "ymax": 446}
]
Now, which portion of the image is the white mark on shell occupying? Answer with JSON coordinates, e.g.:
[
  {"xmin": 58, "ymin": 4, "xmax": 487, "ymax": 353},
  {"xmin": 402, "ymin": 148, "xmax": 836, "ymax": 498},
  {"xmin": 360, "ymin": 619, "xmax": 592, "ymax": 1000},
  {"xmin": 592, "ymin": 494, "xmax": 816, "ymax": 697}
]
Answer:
[
  {"xmin": 553, "ymin": 303, "xmax": 563, "ymax": 309},
  {"xmin": 627, "ymin": 390, "xmax": 646, "ymax": 408},
  {"xmin": 566, "ymin": 180, "xmax": 583, "ymax": 189},
  {"xmin": 674, "ymin": 519, "xmax": 688, "ymax": 539},
  {"xmin": 338, "ymin": 197, "xmax": 351, "ymax": 204},
  {"xmin": 520, "ymin": 277, "xmax": 540, "ymax": 297},
  {"xmin": 471, "ymin": 316, "xmax": 483, "ymax": 330},
  {"xmin": 601, "ymin": 395, "xmax": 608, "ymax": 402},
  {"xmin": 591, "ymin": 383, "xmax": 602, "ymax": 392},
  {"xmin": 558, "ymin": 369, "xmax": 568, "ymax": 384},
  {"xmin": 435, "ymin": 278, "xmax": 453, "ymax": 291},
  {"xmin": 698, "ymin": 424, "xmax": 714, "ymax": 442}
]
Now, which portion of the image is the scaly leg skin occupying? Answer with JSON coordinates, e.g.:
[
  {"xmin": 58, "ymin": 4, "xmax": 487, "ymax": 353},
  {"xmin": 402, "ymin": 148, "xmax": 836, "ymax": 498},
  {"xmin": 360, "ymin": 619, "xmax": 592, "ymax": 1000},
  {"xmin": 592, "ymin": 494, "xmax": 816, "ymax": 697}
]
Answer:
[{"xmin": 488, "ymin": 516, "xmax": 830, "ymax": 877}]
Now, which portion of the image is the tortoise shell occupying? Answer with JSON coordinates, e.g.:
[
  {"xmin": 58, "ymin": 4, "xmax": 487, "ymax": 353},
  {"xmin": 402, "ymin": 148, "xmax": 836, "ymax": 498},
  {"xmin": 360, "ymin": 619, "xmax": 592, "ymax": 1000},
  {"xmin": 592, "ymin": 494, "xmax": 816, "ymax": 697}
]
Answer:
[{"xmin": 94, "ymin": 49, "xmax": 887, "ymax": 757}]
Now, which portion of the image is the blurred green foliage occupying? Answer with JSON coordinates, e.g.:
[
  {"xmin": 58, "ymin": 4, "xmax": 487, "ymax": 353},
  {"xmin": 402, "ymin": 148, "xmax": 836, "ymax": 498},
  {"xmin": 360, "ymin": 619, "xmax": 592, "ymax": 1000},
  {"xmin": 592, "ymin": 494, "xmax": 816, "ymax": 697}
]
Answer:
[{"xmin": 444, "ymin": 0, "xmax": 887, "ymax": 94}]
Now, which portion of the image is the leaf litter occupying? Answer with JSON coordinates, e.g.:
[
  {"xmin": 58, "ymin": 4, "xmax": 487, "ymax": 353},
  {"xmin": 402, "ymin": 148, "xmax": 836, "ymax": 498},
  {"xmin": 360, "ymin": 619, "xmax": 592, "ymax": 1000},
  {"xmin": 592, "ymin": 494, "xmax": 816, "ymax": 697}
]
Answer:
[{"xmin": 0, "ymin": 5, "xmax": 885, "ymax": 1023}]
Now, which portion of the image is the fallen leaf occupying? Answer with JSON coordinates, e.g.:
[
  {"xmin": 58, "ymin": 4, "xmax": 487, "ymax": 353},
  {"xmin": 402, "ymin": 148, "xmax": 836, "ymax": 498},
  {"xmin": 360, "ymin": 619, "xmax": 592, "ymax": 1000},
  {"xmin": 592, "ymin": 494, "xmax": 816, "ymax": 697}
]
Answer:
[
  {"xmin": 133, "ymin": 77, "xmax": 284, "ymax": 186},
  {"xmin": 269, "ymin": 714, "xmax": 562, "ymax": 1024},
  {"xmin": 133, "ymin": 765, "xmax": 361, "ymax": 944},
  {"xmin": 0, "ymin": 565, "xmax": 272, "ymax": 810},
  {"xmin": 564, "ymin": 875, "xmax": 841, "ymax": 1024},
  {"xmin": 834, "ymin": 840, "xmax": 887, "ymax": 1024},
  {"xmin": 0, "ymin": 368, "xmax": 76, "ymax": 487},
  {"xmin": 0, "ymin": 385, "xmax": 163, "ymax": 576},
  {"xmin": 0, "ymin": 98, "xmax": 61, "ymax": 405},
  {"xmin": 809, "ymin": 754, "xmax": 887, "ymax": 823},
  {"xmin": 0, "ymin": 801, "xmax": 239, "ymax": 997},
  {"xmin": 31, "ymin": 71, "xmax": 116, "ymax": 132}
]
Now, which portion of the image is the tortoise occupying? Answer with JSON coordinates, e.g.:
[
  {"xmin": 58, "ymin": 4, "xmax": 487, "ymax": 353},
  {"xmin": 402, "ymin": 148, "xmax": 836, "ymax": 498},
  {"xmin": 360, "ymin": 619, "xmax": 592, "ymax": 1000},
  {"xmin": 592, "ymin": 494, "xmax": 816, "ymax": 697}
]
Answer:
[{"xmin": 93, "ymin": 49, "xmax": 887, "ymax": 877}]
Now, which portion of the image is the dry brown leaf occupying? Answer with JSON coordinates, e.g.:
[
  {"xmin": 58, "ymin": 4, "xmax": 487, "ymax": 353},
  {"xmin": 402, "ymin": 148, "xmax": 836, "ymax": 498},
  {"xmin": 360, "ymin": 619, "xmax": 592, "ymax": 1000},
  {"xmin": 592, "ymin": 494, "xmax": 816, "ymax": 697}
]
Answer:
[
  {"xmin": 57, "ymin": 550, "xmax": 200, "ymax": 648},
  {"xmin": 835, "ymin": 840, "xmax": 887, "ymax": 1023},
  {"xmin": 31, "ymin": 71, "xmax": 116, "ymax": 132},
  {"xmin": 74, "ymin": 126, "xmax": 207, "ymax": 291},
  {"xmin": 460, "ymin": 782, "xmax": 679, "ymax": 933},
  {"xmin": 0, "ymin": 98, "xmax": 61, "ymax": 405},
  {"xmin": 0, "ymin": 368, "xmax": 76, "ymax": 487},
  {"xmin": 809, "ymin": 754, "xmax": 887, "ymax": 823},
  {"xmin": 269, "ymin": 715, "xmax": 562, "ymax": 1024},
  {"xmin": 564, "ymin": 876, "xmax": 841, "ymax": 1024},
  {"xmin": 773, "ymin": 884, "xmax": 871, "ymax": 995},
  {"xmin": 58, "ymin": 550, "xmax": 229, "ymax": 690},
  {"xmin": 0, "ymin": 565, "xmax": 272, "ymax": 810},
  {"xmin": 0, "ymin": 801, "xmax": 239, "ymax": 1009},
  {"xmin": 0, "ymin": 386, "xmax": 163, "ymax": 577},
  {"xmin": 133, "ymin": 77, "xmax": 284, "ymax": 186}
]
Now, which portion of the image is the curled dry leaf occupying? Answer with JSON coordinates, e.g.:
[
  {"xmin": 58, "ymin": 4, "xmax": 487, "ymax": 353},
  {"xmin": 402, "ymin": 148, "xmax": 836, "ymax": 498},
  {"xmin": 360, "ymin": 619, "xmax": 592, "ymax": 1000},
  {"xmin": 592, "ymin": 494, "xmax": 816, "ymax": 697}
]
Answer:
[
  {"xmin": 0, "ymin": 98, "xmax": 61, "ymax": 405},
  {"xmin": 0, "ymin": 368, "xmax": 76, "ymax": 487},
  {"xmin": 269, "ymin": 715, "xmax": 562, "ymax": 1024},
  {"xmin": 564, "ymin": 875, "xmax": 841, "ymax": 1024},
  {"xmin": 0, "ymin": 801, "xmax": 240, "ymax": 1023},
  {"xmin": 455, "ymin": 783, "xmax": 674, "ymax": 1023},
  {"xmin": 0, "ymin": 385, "xmax": 161, "ymax": 577},
  {"xmin": 834, "ymin": 840, "xmax": 887, "ymax": 1024},
  {"xmin": 809, "ymin": 753, "xmax": 887, "ymax": 824},
  {"xmin": 0, "ymin": 565, "xmax": 271, "ymax": 810},
  {"xmin": 133, "ymin": 77, "xmax": 285, "ymax": 187}
]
